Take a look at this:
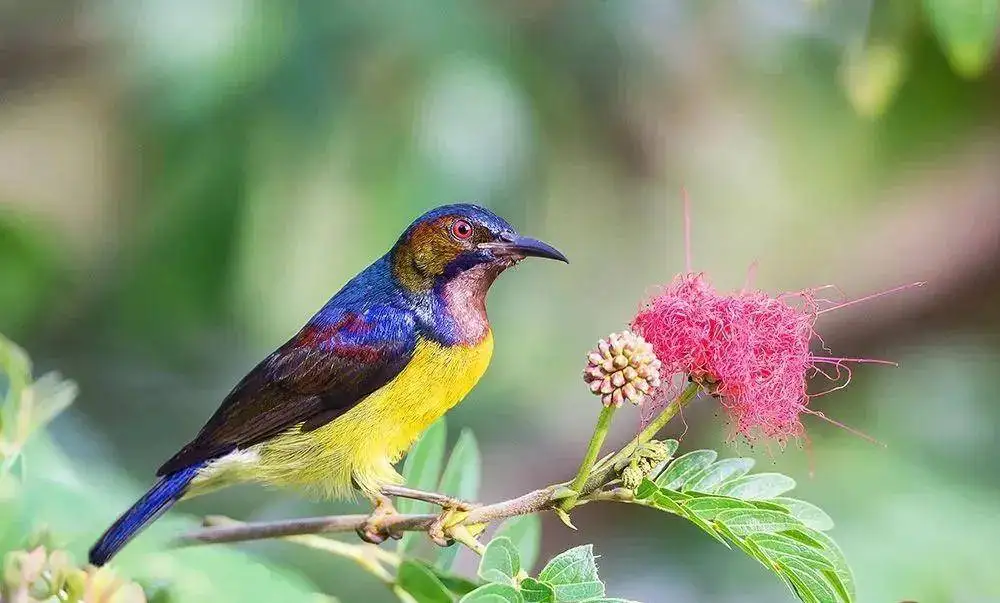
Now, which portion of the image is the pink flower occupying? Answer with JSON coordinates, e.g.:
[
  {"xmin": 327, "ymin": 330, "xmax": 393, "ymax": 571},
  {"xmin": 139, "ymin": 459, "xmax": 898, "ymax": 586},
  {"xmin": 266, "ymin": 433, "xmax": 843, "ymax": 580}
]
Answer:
[{"xmin": 631, "ymin": 271, "xmax": 917, "ymax": 442}]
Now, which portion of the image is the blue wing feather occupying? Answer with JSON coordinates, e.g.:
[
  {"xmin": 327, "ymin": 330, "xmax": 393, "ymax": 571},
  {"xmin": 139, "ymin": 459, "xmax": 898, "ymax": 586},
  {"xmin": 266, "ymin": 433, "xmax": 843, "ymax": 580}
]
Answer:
[{"xmin": 157, "ymin": 257, "xmax": 417, "ymax": 475}]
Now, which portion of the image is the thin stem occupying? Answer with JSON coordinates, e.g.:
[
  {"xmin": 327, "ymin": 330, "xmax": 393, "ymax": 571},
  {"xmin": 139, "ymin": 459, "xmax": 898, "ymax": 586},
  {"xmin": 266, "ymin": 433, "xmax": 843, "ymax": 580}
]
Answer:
[
  {"xmin": 582, "ymin": 488, "xmax": 635, "ymax": 503},
  {"xmin": 559, "ymin": 403, "xmax": 618, "ymax": 511},
  {"xmin": 583, "ymin": 382, "xmax": 700, "ymax": 494}
]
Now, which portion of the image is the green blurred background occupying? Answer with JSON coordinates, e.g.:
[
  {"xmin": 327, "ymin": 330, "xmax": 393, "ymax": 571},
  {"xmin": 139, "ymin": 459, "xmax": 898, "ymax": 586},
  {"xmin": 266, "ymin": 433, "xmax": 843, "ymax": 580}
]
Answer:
[{"xmin": 2, "ymin": 0, "xmax": 999, "ymax": 601}]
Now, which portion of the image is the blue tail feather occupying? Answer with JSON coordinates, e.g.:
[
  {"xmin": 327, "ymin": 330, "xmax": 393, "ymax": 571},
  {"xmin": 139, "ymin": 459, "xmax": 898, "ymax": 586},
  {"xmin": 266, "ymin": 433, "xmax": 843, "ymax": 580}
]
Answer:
[{"xmin": 89, "ymin": 463, "xmax": 203, "ymax": 566}]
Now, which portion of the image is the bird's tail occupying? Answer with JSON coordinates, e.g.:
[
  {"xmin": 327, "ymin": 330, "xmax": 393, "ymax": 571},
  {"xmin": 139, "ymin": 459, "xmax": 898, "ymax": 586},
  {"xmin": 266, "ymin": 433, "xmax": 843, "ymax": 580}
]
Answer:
[{"xmin": 89, "ymin": 463, "xmax": 203, "ymax": 566}]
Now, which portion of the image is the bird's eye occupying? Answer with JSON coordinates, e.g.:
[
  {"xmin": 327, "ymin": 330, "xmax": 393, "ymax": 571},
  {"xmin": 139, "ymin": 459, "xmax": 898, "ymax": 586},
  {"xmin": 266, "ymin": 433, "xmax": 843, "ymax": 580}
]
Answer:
[{"xmin": 451, "ymin": 219, "xmax": 474, "ymax": 240}]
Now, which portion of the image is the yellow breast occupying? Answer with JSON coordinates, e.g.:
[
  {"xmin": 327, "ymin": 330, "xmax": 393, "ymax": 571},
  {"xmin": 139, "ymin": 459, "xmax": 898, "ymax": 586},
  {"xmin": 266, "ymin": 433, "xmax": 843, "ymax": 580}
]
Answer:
[{"xmin": 250, "ymin": 331, "xmax": 494, "ymax": 499}]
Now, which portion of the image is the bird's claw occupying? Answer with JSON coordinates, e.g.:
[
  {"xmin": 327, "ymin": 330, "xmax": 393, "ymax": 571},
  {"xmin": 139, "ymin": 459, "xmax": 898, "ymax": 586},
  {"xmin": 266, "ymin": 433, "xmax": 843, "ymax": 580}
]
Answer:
[
  {"xmin": 428, "ymin": 502, "xmax": 479, "ymax": 547},
  {"xmin": 357, "ymin": 495, "xmax": 403, "ymax": 545}
]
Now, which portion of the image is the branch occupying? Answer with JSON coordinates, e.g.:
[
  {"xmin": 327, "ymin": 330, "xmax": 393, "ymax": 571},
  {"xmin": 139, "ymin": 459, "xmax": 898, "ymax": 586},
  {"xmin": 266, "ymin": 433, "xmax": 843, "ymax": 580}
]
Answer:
[
  {"xmin": 174, "ymin": 383, "xmax": 702, "ymax": 549},
  {"xmin": 175, "ymin": 487, "xmax": 558, "ymax": 547}
]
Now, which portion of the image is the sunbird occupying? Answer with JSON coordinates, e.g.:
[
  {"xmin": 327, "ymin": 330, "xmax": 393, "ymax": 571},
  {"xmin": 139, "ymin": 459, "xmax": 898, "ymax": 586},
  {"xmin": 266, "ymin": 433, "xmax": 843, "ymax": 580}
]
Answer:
[{"xmin": 89, "ymin": 204, "xmax": 567, "ymax": 566}]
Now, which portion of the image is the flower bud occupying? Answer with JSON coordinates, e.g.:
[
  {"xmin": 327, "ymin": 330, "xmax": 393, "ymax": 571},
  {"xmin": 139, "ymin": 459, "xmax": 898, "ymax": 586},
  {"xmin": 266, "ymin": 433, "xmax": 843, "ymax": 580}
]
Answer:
[
  {"xmin": 621, "ymin": 464, "xmax": 645, "ymax": 490},
  {"xmin": 583, "ymin": 331, "xmax": 662, "ymax": 407}
]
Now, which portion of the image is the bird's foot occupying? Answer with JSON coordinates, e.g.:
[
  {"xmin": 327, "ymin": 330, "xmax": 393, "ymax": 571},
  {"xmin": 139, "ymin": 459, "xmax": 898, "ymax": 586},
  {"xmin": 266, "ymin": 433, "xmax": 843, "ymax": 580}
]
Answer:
[
  {"xmin": 428, "ymin": 500, "xmax": 480, "ymax": 547},
  {"xmin": 357, "ymin": 495, "xmax": 403, "ymax": 545}
]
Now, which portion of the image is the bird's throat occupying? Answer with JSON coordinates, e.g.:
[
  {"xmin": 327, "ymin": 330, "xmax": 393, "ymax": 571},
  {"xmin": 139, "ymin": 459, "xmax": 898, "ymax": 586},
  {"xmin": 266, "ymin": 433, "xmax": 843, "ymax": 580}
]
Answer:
[{"xmin": 434, "ymin": 263, "xmax": 500, "ymax": 344}]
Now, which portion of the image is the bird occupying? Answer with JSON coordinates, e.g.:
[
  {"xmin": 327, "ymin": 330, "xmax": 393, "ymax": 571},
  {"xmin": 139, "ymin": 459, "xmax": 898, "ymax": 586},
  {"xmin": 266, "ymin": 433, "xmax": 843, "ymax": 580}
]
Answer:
[{"xmin": 89, "ymin": 203, "xmax": 567, "ymax": 566}]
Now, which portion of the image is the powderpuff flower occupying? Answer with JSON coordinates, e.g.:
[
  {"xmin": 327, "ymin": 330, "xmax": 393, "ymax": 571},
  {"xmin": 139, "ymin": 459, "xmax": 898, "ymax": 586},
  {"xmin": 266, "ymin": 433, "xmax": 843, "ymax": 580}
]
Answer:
[{"xmin": 632, "ymin": 272, "xmax": 919, "ymax": 441}]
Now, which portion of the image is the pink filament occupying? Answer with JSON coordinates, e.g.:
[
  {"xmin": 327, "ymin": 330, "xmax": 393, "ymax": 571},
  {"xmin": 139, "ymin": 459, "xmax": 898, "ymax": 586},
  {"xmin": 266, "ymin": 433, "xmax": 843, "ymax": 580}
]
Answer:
[
  {"xmin": 816, "ymin": 282, "xmax": 925, "ymax": 315},
  {"xmin": 632, "ymin": 272, "xmax": 903, "ymax": 442},
  {"xmin": 682, "ymin": 187, "xmax": 693, "ymax": 274}
]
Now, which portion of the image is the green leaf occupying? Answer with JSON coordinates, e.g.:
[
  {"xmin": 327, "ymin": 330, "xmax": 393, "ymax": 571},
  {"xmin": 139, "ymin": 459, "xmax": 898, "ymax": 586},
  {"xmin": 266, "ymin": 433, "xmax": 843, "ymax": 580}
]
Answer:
[
  {"xmin": 416, "ymin": 562, "xmax": 480, "ymax": 596},
  {"xmin": 436, "ymin": 429, "xmax": 482, "ymax": 571},
  {"xmin": 683, "ymin": 495, "xmax": 758, "ymax": 521},
  {"xmin": 398, "ymin": 419, "xmax": 448, "ymax": 555},
  {"xmin": 581, "ymin": 600, "xmax": 642, "ymax": 603},
  {"xmin": 438, "ymin": 429, "xmax": 482, "ymax": 500},
  {"xmin": 478, "ymin": 537, "xmax": 521, "ymax": 585},
  {"xmin": 627, "ymin": 447, "xmax": 854, "ymax": 603},
  {"xmin": 459, "ymin": 583, "xmax": 524, "ymax": 603},
  {"xmin": 841, "ymin": 41, "xmax": 908, "ymax": 119},
  {"xmin": 537, "ymin": 545, "xmax": 605, "ymax": 602},
  {"xmin": 820, "ymin": 568, "xmax": 853, "ymax": 603},
  {"xmin": 656, "ymin": 487, "xmax": 693, "ymax": 504},
  {"xmin": 771, "ymin": 498, "xmax": 835, "ymax": 531},
  {"xmin": 752, "ymin": 500, "xmax": 794, "ymax": 513},
  {"xmin": 922, "ymin": 0, "xmax": 1000, "ymax": 77},
  {"xmin": 493, "ymin": 515, "xmax": 542, "ymax": 573},
  {"xmin": 712, "ymin": 520, "xmax": 760, "ymax": 558},
  {"xmin": 633, "ymin": 478, "xmax": 658, "ymax": 501},
  {"xmin": 716, "ymin": 473, "xmax": 796, "ymax": 500},
  {"xmin": 396, "ymin": 560, "xmax": 454, "ymax": 603},
  {"xmin": 715, "ymin": 508, "xmax": 803, "ymax": 537},
  {"xmin": 781, "ymin": 528, "xmax": 827, "ymax": 550},
  {"xmin": 660, "ymin": 439, "xmax": 679, "ymax": 457},
  {"xmin": 549, "ymin": 581, "xmax": 605, "ymax": 602},
  {"xmin": 518, "ymin": 578, "xmax": 554, "ymax": 603},
  {"xmin": 747, "ymin": 533, "xmax": 835, "ymax": 571},
  {"xmin": 791, "ymin": 527, "xmax": 856, "ymax": 600},
  {"xmin": 656, "ymin": 449, "xmax": 717, "ymax": 490},
  {"xmin": 645, "ymin": 491, "xmax": 730, "ymax": 547},
  {"xmin": 779, "ymin": 556, "xmax": 842, "ymax": 603},
  {"xmin": 684, "ymin": 457, "xmax": 755, "ymax": 493},
  {"xmin": 399, "ymin": 419, "xmax": 449, "ymax": 513},
  {"xmin": 26, "ymin": 373, "xmax": 77, "ymax": 433},
  {"xmin": 646, "ymin": 490, "xmax": 685, "ymax": 514}
]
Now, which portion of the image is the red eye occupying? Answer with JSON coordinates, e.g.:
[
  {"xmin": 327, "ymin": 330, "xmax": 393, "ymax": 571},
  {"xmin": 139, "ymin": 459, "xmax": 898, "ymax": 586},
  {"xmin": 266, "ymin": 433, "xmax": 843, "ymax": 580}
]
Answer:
[{"xmin": 451, "ymin": 219, "xmax": 474, "ymax": 240}]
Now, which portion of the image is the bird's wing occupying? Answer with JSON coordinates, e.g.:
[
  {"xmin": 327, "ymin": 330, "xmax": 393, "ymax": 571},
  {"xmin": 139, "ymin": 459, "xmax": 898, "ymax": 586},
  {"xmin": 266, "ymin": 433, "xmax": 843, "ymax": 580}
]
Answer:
[{"xmin": 156, "ymin": 306, "xmax": 416, "ymax": 475}]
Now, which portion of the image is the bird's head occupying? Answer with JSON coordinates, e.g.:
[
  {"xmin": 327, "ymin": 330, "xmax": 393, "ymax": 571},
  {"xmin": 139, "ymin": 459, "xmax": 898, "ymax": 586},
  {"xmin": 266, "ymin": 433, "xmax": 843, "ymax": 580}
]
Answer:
[{"xmin": 391, "ymin": 203, "xmax": 567, "ymax": 293}]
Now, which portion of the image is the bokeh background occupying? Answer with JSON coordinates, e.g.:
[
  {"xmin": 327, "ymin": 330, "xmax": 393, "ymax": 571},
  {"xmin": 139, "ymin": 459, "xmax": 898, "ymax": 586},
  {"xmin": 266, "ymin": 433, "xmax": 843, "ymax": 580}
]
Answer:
[{"xmin": 2, "ymin": 1, "xmax": 999, "ymax": 601}]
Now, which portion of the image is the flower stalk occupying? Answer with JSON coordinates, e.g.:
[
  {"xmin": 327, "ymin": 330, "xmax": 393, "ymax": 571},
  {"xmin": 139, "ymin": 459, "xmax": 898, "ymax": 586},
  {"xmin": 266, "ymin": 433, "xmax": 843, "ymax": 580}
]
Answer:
[
  {"xmin": 584, "ymin": 382, "xmax": 700, "ymax": 494},
  {"xmin": 559, "ymin": 403, "xmax": 618, "ymax": 511}
]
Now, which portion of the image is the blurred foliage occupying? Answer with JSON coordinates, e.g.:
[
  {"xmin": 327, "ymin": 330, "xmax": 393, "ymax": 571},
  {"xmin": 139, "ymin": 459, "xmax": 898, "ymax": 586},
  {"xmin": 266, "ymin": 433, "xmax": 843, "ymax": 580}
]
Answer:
[
  {"xmin": 0, "ymin": 215, "xmax": 63, "ymax": 337},
  {"xmin": 0, "ymin": 335, "xmax": 326, "ymax": 602},
  {"xmin": 3, "ymin": 546, "xmax": 146, "ymax": 603},
  {"xmin": 0, "ymin": 0, "xmax": 999, "ymax": 601}
]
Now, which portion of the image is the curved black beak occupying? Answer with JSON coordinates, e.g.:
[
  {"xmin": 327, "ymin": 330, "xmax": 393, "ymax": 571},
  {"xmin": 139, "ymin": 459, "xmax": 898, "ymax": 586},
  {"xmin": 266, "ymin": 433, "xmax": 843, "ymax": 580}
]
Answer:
[{"xmin": 481, "ymin": 232, "xmax": 569, "ymax": 263}]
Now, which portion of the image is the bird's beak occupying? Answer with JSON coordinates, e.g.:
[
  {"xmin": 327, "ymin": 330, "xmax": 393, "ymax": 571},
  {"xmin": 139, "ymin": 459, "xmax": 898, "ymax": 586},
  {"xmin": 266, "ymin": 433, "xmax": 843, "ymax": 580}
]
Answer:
[{"xmin": 481, "ymin": 233, "xmax": 569, "ymax": 263}]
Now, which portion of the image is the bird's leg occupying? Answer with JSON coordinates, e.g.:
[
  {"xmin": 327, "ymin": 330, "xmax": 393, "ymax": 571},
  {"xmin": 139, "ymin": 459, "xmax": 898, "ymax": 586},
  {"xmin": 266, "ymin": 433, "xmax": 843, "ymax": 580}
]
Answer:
[
  {"xmin": 380, "ymin": 485, "xmax": 477, "ymax": 512},
  {"xmin": 379, "ymin": 485, "xmax": 479, "ymax": 547},
  {"xmin": 356, "ymin": 494, "xmax": 403, "ymax": 545},
  {"xmin": 427, "ymin": 503, "xmax": 485, "ymax": 548}
]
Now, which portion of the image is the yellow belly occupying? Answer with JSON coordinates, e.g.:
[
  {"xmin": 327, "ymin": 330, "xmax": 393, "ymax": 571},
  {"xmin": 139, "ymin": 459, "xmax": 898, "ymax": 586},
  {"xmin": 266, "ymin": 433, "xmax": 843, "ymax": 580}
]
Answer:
[{"xmin": 242, "ymin": 331, "xmax": 494, "ymax": 499}]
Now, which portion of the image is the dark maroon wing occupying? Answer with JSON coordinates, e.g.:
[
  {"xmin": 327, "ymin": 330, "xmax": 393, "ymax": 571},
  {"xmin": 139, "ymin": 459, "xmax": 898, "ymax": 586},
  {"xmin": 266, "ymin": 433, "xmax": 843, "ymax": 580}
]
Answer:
[{"xmin": 156, "ymin": 307, "xmax": 416, "ymax": 475}]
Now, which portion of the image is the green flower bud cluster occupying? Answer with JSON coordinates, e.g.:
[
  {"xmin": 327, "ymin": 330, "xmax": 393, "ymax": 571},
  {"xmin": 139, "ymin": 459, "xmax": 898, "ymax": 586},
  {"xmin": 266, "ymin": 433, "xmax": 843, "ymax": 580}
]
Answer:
[
  {"xmin": 2, "ymin": 547, "xmax": 147, "ymax": 603},
  {"xmin": 619, "ymin": 440, "xmax": 675, "ymax": 490}
]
